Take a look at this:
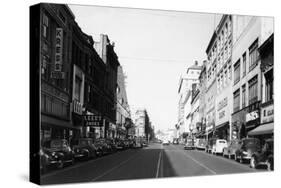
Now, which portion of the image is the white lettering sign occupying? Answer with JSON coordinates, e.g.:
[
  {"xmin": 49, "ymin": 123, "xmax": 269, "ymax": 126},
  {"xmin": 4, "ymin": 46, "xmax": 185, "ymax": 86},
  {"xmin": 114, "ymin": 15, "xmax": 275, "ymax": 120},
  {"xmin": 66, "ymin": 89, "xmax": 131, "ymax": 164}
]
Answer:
[{"xmin": 54, "ymin": 28, "xmax": 63, "ymax": 72}]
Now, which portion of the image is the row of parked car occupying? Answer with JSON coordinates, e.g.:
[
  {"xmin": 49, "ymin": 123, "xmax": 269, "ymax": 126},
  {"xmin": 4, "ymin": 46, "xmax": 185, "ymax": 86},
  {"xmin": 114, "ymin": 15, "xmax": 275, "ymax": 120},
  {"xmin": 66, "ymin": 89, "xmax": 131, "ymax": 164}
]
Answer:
[
  {"xmin": 40, "ymin": 137, "xmax": 145, "ymax": 174},
  {"xmin": 184, "ymin": 137, "xmax": 274, "ymax": 171}
]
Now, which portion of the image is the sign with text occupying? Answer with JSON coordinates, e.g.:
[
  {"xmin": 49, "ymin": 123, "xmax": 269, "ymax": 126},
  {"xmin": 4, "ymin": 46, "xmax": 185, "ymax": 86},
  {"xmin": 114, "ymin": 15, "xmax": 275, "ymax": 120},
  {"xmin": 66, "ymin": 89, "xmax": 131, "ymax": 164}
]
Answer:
[
  {"xmin": 261, "ymin": 104, "xmax": 274, "ymax": 124},
  {"xmin": 51, "ymin": 71, "xmax": 65, "ymax": 79},
  {"xmin": 246, "ymin": 110, "xmax": 259, "ymax": 122},
  {"xmin": 83, "ymin": 115, "xmax": 103, "ymax": 127},
  {"xmin": 54, "ymin": 28, "xmax": 63, "ymax": 72}
]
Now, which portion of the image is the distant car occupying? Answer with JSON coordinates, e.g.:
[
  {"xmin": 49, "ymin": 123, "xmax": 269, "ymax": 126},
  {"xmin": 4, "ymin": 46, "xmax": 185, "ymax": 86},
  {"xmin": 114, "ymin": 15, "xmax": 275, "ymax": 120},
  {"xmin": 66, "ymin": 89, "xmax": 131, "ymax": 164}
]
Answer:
[
  {"xmin": 184, "ymin": 138, "xmax": 194, "ymax": 150},
  {"xmin": 250, "ymin": 138, "xmax": 274, "ymax": 170},
  {"xmin": 212, "ymin": 139, "xmax": 228, "ymax": 155},
  {"xmin": 162, "ymin": 140, "xmax": 169, "ymax": 145},
  {"xmin": 142, "ymin": 140, "xmax": 148, "ymax": 147},
  {"xmin": 222, "ymin": 139, "xmax": 240, "ymax": 159},
  {"xmin": 196, "ymin": 139, "xmax": 207, "ymax": 150},
  {"xmin": 235, "ymin": 138, "xmax": 261, "ymax": 163}
]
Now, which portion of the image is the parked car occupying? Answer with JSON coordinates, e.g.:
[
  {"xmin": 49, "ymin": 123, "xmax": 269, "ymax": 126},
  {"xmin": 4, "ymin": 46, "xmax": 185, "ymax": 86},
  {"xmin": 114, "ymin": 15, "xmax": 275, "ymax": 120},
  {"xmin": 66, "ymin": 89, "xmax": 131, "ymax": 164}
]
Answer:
[
  {"xmin": 48, "ymin": 139, "xmax": 75, "ymax": 168},
  {"xmin": 196, "ymin": 139, "xmax": 207, "ymax": 150},
  {"xmin": 162, "ymin": 140, "xmax": 169, "ymax": 145},
  {"xmin": 211, "ymin": 139, "xmax": 228, "ymax": 155},
  {"xmin": 40, "ymin": 147, "xmax": 62, "ymax": 173},
  {"xmin": 250, "ymin": 138, "xmax": 274, "ymax": 170},
  {"xmin": 205, "ymin": 138, "xmax": 216, "ymax": 153},
  {"xmin": 222, "ymin": 139, "xmax": 240, "ymax": 159},
  {"xmin": 105, "ymin": 139, "xmax": 117, "ymax": 153},
  {"xmin": 142, "ymin": 140, "xmax": 148, "ymax": 147},
  {"xmin": 184, "ymin": 138, "xmax": 194, "ymax": 150},
  {"xmin": 73, "ymin": 138, "xmax": 97, "ymax": 161},
  {"xmin": 234, "ymin": 138, "xmax": 261, "ymax": 163},
  {"xmin": 116, "ymin": 139, "xmax": 126, "ymax": 150},
  {"xmin": 172, "ymin": 139, "xmax": 179, "ymax": 145}
]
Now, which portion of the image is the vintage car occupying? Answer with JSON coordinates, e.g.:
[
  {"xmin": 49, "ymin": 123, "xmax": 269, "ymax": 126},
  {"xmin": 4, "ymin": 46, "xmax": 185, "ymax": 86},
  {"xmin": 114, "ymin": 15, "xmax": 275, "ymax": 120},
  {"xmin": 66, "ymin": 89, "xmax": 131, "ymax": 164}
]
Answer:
[
  {"xmin": 73, "ymin": 138, "xmax": 97, "ymax": 161},
  {"xmin": 162, "ymin": 140, "xmax": 169, "ymax": 145},
  {"xmin": 250, "ymin": 138, "xmax": 274, "ymax": 170},
  {"xmin": 222, "ymin": 139, "xmax": 240, "ymax": 159},
  {"xmin": 184, "ymin": 138, "xmax": 194, "ymax": 150},
  {"xmin": 40, "ymin": 147, "xmax": 62, "ymax": 173},
  {"xmin": 234, "ymin": 138, "xmax": 261, "ymax": 163},
  {"xmin": 105, "ymin": 139, "xmax": 117, "ymax": 153},
  {"xmin": 211, "ymin": 139, "xmax": 228, "ymax": 155},
  {"xmin": 196, "ymin": 139, "xmax": 207, "ymax": 150},
  {"xmin": 95, "ymin": 139, "xmax": 112, "ymax": 155},
  {"xmin": 116, "ymin": 139, "xmax": 126, "ymax": 150},
  {"xmin": 49, "ymin": 139, "xmax": 75, "ymax": 167},
  {"xmin": 172, "ymin": 139, "xmax": 179, "ymax": 145}
]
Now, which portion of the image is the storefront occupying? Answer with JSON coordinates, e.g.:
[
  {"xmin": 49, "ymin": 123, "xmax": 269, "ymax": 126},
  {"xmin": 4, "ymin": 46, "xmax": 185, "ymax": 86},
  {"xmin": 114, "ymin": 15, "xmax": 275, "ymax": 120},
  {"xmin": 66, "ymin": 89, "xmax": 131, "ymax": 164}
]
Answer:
[{"xmin": 231, "ymin": 108, "xmax": 247, "ymax": 139}]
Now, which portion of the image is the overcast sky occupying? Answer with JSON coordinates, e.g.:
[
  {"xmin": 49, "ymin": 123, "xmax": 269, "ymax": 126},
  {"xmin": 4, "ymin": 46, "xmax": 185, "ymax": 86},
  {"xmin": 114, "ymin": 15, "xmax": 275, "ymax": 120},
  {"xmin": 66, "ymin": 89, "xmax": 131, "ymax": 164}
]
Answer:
[{"xmin": 69, "ymin": 4, "xmax": 222, "ymax": 131}]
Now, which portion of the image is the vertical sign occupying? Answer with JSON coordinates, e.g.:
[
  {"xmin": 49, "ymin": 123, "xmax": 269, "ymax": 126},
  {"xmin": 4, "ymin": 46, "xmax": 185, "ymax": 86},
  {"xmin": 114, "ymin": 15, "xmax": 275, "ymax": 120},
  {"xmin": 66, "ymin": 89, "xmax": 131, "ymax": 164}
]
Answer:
[{"xmin": 55, "ymin": 28, "xmax": 63, "ymax": 72}]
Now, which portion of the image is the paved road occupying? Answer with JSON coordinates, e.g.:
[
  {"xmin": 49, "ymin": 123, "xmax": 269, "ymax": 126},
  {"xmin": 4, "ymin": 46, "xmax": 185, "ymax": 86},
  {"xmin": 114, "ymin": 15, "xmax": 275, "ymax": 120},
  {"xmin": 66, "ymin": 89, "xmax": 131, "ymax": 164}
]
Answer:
[{"xmin": 41, "ymin": 143, "xmax": 266, "ymax": 185}]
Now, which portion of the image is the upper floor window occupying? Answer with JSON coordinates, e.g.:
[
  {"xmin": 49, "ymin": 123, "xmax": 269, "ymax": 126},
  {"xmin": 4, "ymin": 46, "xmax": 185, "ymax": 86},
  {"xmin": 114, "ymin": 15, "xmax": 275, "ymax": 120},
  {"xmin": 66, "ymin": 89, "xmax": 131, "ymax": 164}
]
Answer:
[
  {"xmin": 265, "ymin": 69, "xmax": 274, "ymax": 102},
  {"xmin": 234, "ymin": 60, "xmax": 240, "ymax": 85},
  {"xmin": 42, "ymin": 13, "xmax": 49, "ymax": 39},
  {"xmin": 242, "ymin": 84, "xmax": 246, "ymax": 108},
  {"xmin": 242, "ymin": 52, "xmax": 246, "ymax": 77},
  {"xmin": 248, "ymin": 75, "xmax": 258, "ymax": 105},
  {"xmin": 249, "ymin": 39, "xmax": 259, "ymax": 71},
  {"xmin": 233, "ymin": 89, "xmax": 240, "ymax": 112}
]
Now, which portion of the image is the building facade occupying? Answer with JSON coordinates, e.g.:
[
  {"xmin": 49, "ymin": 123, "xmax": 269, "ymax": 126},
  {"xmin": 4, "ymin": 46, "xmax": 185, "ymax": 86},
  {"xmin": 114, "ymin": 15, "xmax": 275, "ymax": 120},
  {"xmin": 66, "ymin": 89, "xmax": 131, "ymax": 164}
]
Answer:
[
  {"xmin": 198, "ymin": 61, "xmax": 207, "ymax": 137},
  {"xmin": 231, "ymin": 16, "xmax": 273, "ymax": 139},
  {"xmin": 116, "ymin": 66, "xmax": 131, "ymax": 138},
  {"xmin": 177, "ymin": 61, "xmax": 202, "ymax": 139},
  {"xmin": 40, "ymin": 4, "xmax": 77, "ymax": 144}
]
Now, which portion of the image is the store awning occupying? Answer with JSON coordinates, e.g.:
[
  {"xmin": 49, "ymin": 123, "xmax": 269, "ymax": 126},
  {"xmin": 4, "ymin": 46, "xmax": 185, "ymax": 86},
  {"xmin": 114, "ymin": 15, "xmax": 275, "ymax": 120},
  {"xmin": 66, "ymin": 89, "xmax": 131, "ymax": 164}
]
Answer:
[{"xmin": 248, "ymin": 122, "xmax": 274, "ymax": 136}]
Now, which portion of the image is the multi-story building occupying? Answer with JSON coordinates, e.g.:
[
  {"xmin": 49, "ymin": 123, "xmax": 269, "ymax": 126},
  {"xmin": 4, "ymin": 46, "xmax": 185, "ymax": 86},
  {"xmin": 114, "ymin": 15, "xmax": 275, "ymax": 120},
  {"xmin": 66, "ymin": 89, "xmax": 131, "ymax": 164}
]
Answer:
[
  {"xmin": 231, "ymin": 16, "xmax": 273, "ymax": 139},
  {"xmin": 198, "ymin": 61, "xmax": 207, "ymax": 137},
  {"xmin": 205, "ymin": 32, "xmax": 218, "ymax": 140},
  {"xmin": 177, "ymin": 61, "xmax": 202, "ymax": 139},
  {"xmin": 213, "ymin": 15, "xmax": 233, "ymax": 141},
  {"xmin": 116, "ymin": 66, "xmax": 131, "ymax": 138},
  {"xmin": 249, "ymin": 33, "xmax": 273, "ymax": 138},
  {"xmin": 134, "ymin": 108, "xmax": 146, "ymax": 137},
  {"xmin": 94, "ymin": 34, "xmax": 120, "ymax": 138},
  {"xmin": 39, "ymin": 4, "xmax": 78, "ymax": 144},
  {"xmin": 190, "ymin": 86, "xmax": 200, "ymax": 136}
]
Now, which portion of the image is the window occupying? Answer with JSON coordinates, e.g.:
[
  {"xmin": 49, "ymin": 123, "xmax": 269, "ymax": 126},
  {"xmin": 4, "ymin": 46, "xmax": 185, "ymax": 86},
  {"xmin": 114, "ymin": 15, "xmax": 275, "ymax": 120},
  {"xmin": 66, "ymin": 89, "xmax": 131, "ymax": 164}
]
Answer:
[
  {"xmin": 221, "ymin": 73, "xmax": 224, "ymax": 88},
  {"xmin": 249, "ymin": 39, "xmax": 259, "ymax": 71},
  {"xmin": 265, "ymin": 69, "xmax": 274, "ymax": 102},
  {"xmin": 248, "ymin": 75, "xmax": 258, "ymax": 105},
  {"xmin": 228, "ymin": 65, "xmax": 232, "ymax": 80},
  {"xmin": 234, "ymin": 60, "xmax": 240, "ymax": 85},
  {"xmin": 59, "ymin": 12, "xmax": 66, "ymax": 23},
  {"xmin": 242, "ymin": 52, "xmax": 246, "ymax": 77},
  {"xmin": 218, "ymin": 77, "xmax": 220, "ymax": 92},
  {"xmin": 233, "ymin": 89, "xmax": 240, "ymax": 112},
  {"xmin": 42, "ymin": 13, "xmax": 49, "ymax": 39},
  {"xmin": 74, "ymin": 76, "xmax": 82, "ymax": 101},
  {"xmin": 87, "ymin": 85, "xmax": 91, "ymax": 103},
  {"xmin": 242, "ymin": 85, "xmax": 246, "ymax": 108},
  {"xmin": 224, "ymin": 69, "xmax": 228, "ymax": 86}
]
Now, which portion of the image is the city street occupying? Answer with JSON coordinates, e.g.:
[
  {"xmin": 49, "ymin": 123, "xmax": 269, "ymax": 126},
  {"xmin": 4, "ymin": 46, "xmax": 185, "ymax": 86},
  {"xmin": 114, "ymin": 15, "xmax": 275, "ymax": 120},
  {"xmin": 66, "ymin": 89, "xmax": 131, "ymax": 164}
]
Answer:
[{"xmin": 41, "ymin": 143, "xmax": 266, "ymax": 185}]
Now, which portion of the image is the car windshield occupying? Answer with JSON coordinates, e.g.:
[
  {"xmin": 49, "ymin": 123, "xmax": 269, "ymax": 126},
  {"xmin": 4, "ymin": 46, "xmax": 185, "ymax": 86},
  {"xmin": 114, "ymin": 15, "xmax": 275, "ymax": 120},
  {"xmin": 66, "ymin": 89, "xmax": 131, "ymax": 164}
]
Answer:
[
  {"xmin": 219, "ymin": 140, "xmax": 226, "ymax": 143},
  {"xmin": 51, "ymin": 140, "xmax": 67, "ymax": 148},
  {"xmin": 244, "ymin": 139, "xmax": 260, "ymax": 147},
  {"xmin": 186, "ymin": 140, "xmax": 193, "ymax": 144}
]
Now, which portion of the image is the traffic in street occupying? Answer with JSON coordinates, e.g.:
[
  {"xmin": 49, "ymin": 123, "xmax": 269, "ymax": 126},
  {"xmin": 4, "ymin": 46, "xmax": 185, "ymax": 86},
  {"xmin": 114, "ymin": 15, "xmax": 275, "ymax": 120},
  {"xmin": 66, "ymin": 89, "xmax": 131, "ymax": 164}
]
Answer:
[{"xmin": 41, "ymin": 142, "xmax": 267, "ymax": 185}]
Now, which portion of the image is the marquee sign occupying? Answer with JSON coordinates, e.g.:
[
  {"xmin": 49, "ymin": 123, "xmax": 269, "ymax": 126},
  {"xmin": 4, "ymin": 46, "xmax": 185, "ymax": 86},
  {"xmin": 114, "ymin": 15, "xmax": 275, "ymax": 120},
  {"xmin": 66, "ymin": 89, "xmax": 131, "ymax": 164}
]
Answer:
[
  {"xmin": 83, "ymin": 115, "xmax": 103, "ymax": 127},
  {"xmin": 54, "ymin": 28, "xmax": 63, "ymax": 72}
]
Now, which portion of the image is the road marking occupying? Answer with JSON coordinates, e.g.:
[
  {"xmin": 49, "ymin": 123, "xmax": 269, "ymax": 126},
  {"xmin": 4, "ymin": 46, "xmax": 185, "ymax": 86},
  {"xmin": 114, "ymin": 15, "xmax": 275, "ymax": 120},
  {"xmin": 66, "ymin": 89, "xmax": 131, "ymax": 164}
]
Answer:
[
  {"xmin": 91, "ymin": 150, "xmax": 141, "ymax": 181},
  {"xmin": 42, "ymin": 149, "xmax": 135, "ymax": 179},
  {"xmin": 182, "ymin": 151, "xmax": 217, "ymax": 175},
  {"xmin": 155, "ymin": 144, "xmax": 163, "ymax": 178}
]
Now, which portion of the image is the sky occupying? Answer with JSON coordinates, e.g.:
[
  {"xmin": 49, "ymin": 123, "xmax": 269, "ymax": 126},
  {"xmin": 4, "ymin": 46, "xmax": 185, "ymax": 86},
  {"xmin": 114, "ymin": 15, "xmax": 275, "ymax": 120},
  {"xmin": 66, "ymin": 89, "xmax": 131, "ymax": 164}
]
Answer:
[{"xmin": 69, "ymin": 4, "xmax": 222, "ymax": 131}]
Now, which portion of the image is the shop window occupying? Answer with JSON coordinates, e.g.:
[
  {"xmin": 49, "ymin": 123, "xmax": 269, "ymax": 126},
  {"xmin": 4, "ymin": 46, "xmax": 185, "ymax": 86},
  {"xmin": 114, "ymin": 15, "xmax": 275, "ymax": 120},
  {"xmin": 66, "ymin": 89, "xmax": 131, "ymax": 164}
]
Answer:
[{"xmin": 74, "ymin": 76, "xmax": 82, "ymax": 101}]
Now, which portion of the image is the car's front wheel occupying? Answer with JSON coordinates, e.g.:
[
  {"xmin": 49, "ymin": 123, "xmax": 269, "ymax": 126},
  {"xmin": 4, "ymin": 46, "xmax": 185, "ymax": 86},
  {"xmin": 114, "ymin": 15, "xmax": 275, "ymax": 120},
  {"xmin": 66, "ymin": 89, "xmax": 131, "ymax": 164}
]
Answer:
[
  {"xmin": 250, "ymin": 156, "xmax": 257, "ymax": 168},
  {"xmin": 266, "ymin": 159, "xmax": 273, "ymax": 171}
]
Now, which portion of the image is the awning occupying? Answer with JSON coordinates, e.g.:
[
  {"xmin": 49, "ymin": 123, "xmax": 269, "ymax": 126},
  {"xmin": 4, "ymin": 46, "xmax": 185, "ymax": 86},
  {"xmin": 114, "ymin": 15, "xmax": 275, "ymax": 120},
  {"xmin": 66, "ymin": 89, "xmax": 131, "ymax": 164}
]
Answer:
[{"xmin": 248, "ymin": 122, "xmax": 274, "ymax": 136}]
